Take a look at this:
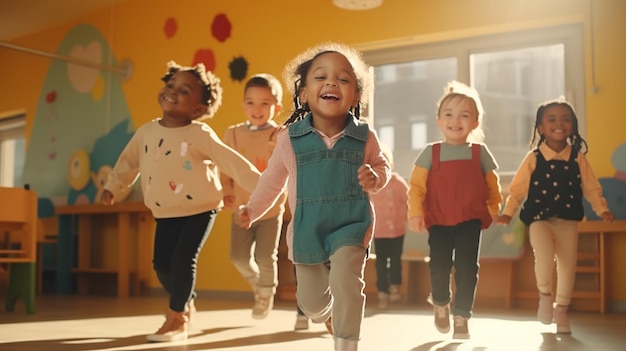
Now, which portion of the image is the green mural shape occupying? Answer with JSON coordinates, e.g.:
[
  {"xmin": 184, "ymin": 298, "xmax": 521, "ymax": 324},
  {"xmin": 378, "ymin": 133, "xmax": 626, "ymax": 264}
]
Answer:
[{"xmin": 23, "ymin": 24, "xmax": 133, "ymax": 201}]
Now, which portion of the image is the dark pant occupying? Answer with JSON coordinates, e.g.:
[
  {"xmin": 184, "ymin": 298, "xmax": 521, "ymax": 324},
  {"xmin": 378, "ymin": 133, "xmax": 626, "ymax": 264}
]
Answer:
[
  {"xmin": 374, "ymin": 236, "xmax": 404, "ymax": 293},
  {"xmin": 428, "ymin": 219, "xmax": 481, "ymax": 318},
  {"xmin": 153, "ymin": 210, "xmax": 217, "ymax": 312}
]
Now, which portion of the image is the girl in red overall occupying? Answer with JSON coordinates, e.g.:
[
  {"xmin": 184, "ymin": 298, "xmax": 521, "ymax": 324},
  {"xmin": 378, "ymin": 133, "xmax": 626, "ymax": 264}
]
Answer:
[{"xmin": 407, "ymin": 81, "xmax": 502, "ymax": 339}]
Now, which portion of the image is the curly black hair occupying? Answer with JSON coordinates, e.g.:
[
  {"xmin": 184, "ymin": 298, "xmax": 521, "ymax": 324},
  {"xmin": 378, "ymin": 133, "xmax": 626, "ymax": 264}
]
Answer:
[
  {"xmin": 281, "ymin": 42, "xmax": 372, "ymax": 127},
  {"xmin": 161, "ymin": 61, "xmax": 223, "ymax": 119},
  {"xmin": 530, "ymin": 98, "xmax": 588, "ymax": 154}
]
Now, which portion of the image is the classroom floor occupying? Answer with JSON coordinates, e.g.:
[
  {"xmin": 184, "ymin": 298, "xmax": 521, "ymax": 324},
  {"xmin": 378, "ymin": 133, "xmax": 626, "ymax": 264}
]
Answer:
[{"xmin": 1, "ymin": 294, "xmax": 625, "ymax": 351}]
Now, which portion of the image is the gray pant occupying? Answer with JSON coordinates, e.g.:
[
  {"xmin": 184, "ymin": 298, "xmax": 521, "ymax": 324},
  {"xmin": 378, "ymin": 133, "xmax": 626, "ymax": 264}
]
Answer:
[
  {"xmin": 295, "ymin": 246, "xmax": 367, "ymax": 342},
  {"xmin": 230, "ymin": 215, "xmax": 282, "ymax": 297}
]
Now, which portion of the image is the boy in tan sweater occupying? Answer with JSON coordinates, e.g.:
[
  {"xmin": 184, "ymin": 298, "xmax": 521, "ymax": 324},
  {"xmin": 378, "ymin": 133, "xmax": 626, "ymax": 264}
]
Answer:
[{"xmin": 221, "ymin": 74, "xmax": 287, "ymax": 319}]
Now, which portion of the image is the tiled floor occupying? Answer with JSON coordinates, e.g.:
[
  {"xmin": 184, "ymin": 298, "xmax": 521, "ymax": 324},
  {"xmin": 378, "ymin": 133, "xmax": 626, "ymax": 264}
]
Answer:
[{"xmin": 1, "ymin": 295, "xmax": 625, "ymax": 351}]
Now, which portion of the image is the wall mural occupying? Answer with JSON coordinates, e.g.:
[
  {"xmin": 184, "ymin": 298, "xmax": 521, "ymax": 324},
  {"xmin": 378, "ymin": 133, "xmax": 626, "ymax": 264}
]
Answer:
[
  {"xmin": 21, "ymin": 12, "xmax": 251, "ymax": 206},
  {"xmin": 21, "ymin": 24, "xmax": 134, "ymax": 205}
]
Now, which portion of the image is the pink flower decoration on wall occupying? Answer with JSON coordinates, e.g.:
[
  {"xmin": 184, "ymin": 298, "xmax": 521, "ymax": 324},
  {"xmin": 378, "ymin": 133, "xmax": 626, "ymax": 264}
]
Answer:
[
  {"xmin": 211, "ymin": 13, "xmax": 231, "ymax": 42},
  {"xmin": 192, "ymin": 49, "xmax": 216, "ymax": 72},
  {"xmin": 164, "ymin": 17, "xmax": 177, "ymax": 38}
]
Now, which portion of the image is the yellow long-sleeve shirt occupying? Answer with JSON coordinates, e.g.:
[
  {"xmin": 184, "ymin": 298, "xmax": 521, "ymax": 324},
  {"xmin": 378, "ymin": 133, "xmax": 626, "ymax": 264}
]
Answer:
[{"xmin": 502, "ymin": 143, "xmax": 609, "ymax": 218}]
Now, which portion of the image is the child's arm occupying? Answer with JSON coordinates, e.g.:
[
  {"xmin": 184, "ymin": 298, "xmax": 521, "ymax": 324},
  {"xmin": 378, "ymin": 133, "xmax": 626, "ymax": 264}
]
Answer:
[
  {"xmin": 244, "ymin": 133, "xmax": 290, "ymax": 225},
  {"xmin": 578, "ymin": 152, "xmax": 614, "ymax": 222},
  {"xmin": 497, "ymin": 151, "xmax": 536, "ymax": 224},
  {"xmin": 407, "ymin": 165, "xmax": 428, "ymax": 232},
  {"xmin": 485, "ymin": 170, "xmax": 503, "ymax": 218},
  {"xmin": 205, "ymin": 128, "xmax": 261, "ymax": 194},
  {"xmin": 102, "ymin": 131, "xmax": 142, "ymax": 205},
  {"xmin": 361, "ymin": 131, "xmax": 391, "ymax": 193},
  {"xmin": 219, "ymin": 127, "xmax": 236, "ymax": 210}
]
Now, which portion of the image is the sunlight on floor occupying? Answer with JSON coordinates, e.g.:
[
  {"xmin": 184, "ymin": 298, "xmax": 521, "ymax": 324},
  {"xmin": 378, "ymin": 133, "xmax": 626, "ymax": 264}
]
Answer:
[{"xmin": 1, "ymin": 307, "xmax": 578, "ymax": 351}]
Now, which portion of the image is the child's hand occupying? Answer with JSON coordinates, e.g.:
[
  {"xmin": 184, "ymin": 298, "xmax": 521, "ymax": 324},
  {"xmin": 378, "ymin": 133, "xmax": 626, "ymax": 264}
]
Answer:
[
  {"xmin": 357, "ymin": 164, "xmax": 378, "ymax": 192},
  {"xmin": 222, "ymin": 195, "xmax": 235, "ymax": 210},
  {"xmin": 101, "ymin": 189, "xmax": 114, "ymax": 206},
  {"xmin": 495, "ymin": 214, "xmax": 512, "ymax": 226},
  {"xmin": 237, "ymin": 205, "xmax": 251, "ymax": 229},
  {"xmin": 601, "ymin": 211, "xmax": 615, "ymax": 223},
  {"xmin": 408, "ymin": 216, "xmax": 425, "ymax": 233}
]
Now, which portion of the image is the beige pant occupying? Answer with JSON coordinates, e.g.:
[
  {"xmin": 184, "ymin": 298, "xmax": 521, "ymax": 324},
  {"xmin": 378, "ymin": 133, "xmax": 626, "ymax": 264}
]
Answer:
[
  {"xmin": 529, "ymin": 217, "xmax": 578, "ymax": 306},
  {"xmin": 295, "ymin": 246, "xmax": 367, "ymax": 342}
]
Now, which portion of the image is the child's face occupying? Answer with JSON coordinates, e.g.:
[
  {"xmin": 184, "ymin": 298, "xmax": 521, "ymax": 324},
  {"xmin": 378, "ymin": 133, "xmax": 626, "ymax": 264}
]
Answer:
[
  {"xmin": 538, "ymin": 105, "xmax": 573, "ymax": 146},
  {"xmin": 436, "ymin": 96, "xmax": 479, "ymax": 145},
  {"xmin": 242, "ymin": 86, "xmax": 281, "ymax": 127},
  {"xmin": 300, "ymin": 52, "xmax": 360, "ymax": 121},
  {"xmin": 158, "ymin": 71, "xmax": 207, "ymax": 126}
]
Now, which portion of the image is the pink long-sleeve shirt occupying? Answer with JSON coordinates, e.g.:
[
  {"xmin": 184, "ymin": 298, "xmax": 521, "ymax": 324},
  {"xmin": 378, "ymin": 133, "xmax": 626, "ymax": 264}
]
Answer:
[{"xmin": 247, "ymin": 127, "xmax": 390, "ymax": 261}]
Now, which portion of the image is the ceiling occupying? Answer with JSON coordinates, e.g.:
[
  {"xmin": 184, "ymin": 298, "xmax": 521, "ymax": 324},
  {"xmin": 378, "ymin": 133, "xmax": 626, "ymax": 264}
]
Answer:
[{"xmin": 0, "ymin": 0, "xmax": 124, "ymax": 42}]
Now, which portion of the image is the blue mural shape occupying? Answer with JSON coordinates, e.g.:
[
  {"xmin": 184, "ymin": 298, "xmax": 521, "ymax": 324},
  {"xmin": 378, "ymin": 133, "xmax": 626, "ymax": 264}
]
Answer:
[{"xmin": 22, "ymin": 24, "xmax": 134, "ymax": 204}]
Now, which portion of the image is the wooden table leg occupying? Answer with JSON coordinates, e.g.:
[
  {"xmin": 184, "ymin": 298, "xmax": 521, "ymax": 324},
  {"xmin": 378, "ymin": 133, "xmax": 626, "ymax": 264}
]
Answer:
[{"xmin": 117, "ymin": 212, "xmax": 130, "ymax": 298}]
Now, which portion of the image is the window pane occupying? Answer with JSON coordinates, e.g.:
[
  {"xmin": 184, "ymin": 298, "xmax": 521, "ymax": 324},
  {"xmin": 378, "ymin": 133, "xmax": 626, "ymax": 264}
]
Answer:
[
  {"xmin": 471, "ymin": 44, "xmax": 565, "ymax": 175},
  {"xmin": 373, "ymin": 58, "xmax": 457, "ymax": 178}
]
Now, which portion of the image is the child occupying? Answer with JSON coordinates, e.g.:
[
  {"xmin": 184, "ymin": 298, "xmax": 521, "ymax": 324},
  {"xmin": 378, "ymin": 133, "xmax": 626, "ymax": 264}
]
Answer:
[
  {"xmin": 407, "ymin": 81, "xmax": 502, "ymax": 339},
  {"xmin": 220, "ymin": 73, "xmax": 288, "ymax": 320},
  {"xmin": 101, "ymin": 61, "xmax": 261, "ymax": 343},
  {"xmin": 371, "ymin": 145, "xmax": 409, "ymax": 309},
  {"xmin": 496, "ymin": 98, "xmax": 614, "ymax": 334},
  {"xmin": 238, "ymin": 42, "xmax": 390, "ymax": 351}
]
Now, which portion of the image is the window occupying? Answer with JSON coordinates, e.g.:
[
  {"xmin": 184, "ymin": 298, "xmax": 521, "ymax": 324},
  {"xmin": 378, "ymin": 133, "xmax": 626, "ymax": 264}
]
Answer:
[
  {"xmin": 363, "ymin": 25, "xmax": 584, "ymax": 180},
  {"xmin": 0, "ymin": 113, "xmax": 26, "ymax": 187}
]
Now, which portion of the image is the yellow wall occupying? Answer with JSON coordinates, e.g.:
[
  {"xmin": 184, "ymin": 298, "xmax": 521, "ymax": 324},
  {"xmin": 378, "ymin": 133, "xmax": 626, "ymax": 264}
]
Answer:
[{"xmin": 1, "ymin": 0, "xmax": 625, "ymax": 298}]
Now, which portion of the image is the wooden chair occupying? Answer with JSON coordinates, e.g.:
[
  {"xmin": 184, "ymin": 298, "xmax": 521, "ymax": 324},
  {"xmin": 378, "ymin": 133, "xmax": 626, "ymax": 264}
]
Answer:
[{"xmin": 0, "ymin": 187, "xmax": 38, "ymax": 313}]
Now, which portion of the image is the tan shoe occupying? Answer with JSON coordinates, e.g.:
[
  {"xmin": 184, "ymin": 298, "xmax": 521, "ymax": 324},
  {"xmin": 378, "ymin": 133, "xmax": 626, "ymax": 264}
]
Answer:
[
  {"xmin": 433, "ymin": 303, "xmax": 450, "ymax": 334},
  {"xmin": 147, "ymin": 309, "xmax": 188, "ymax": 342},
  {"xmin": 452, "ymin": 315, "xmax": 470, "ymax": 339},
  {"xmin": 252, "ymin": 294, "xmax": 274, "ymax": 320},
  {"xmin": 389, "ymin": 284, "xmax": 402, "ymax": 302},
  {"xmin": 378, "ymin": 292, "xmax": 389, "ymax": 310}
]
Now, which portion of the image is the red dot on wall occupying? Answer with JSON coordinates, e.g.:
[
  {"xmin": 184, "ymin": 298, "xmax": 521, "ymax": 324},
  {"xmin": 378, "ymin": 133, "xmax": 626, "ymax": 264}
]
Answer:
[
  {"xmin": 211, "ymin": 13, "xmax": 231, "ymax": 42},
  {"xmin": 46, "ymin": 91, "xmax": 56, "ymax": 103},
  {"xmin": 164, "ymin": 17, "xmax": 177, "ymax": 39},
  {"xmin": 192, "ymin": 49, "xmax": 216, "ymax": 72}
]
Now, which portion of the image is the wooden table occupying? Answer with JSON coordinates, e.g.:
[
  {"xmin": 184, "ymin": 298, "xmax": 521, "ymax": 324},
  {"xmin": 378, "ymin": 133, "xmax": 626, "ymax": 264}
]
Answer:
[{"xmin": 55, "ymin": 202, "xmax": 154, "ymax": 297}]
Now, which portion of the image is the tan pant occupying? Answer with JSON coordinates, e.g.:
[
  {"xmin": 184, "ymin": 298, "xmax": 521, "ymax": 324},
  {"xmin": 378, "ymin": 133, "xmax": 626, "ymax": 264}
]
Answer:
[
  {"xmin": 295, "ymin": 246, "xmax": 367, "ymax": 342},
  {"xmin": 529, "ymin": 217, "xmax": 578, "ymax": 306}
]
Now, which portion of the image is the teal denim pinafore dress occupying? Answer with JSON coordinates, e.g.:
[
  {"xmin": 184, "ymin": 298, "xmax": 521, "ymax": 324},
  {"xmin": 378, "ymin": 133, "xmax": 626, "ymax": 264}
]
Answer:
[{"xmin": 288, "ymin": 114, "xmax": 372, "ymax": 264}]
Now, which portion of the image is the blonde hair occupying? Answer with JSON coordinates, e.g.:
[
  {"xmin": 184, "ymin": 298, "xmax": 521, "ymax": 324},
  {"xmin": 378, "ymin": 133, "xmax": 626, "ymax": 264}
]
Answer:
[{"xmin": 436, "ymin": 81, "xmax": 485, "ymax": 143}]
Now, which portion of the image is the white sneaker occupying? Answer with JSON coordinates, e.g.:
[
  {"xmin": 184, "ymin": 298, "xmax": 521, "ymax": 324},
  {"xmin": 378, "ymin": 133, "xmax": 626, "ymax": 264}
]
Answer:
[
  {"xmin": 294, "ymin": 314, "xmax": 309, "ymax": 330},
  {"xmin": 389, "ymin": 284, "xmax": 402, "ymax": 302},
  {"xmin": 252, "ymin": 294, "xmax": 274, "ymax": 320},
  {"xmin": 537, "ymin": 293, "xmax": 554, "ymax": 325},
  {"xmin": 378, "ymin": 292, "xmax": 389, "ymax": 310}
]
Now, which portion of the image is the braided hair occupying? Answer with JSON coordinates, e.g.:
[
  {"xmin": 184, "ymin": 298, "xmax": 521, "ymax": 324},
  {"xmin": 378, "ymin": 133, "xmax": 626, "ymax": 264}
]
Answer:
[
  {"xmin": 530, "ymin": 98, "xmax": 588, "ymax": 154},
  {"xmin": 281, "ymin": 42, "xmax": 372, "ymax": 127},
  {"xmin": 161, "ymin": 61, "xmax": 223, "ymax": 120}
]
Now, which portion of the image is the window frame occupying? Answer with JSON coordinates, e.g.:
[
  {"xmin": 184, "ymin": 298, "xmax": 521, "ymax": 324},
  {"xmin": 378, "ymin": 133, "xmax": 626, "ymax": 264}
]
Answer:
[
  {"xmin": 361, "ymin": 23, "xmax": 586, "ymax": 180},
  {"xmin": 0, "ymin": 111, "xmax": 26, "ymax": 187}
]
